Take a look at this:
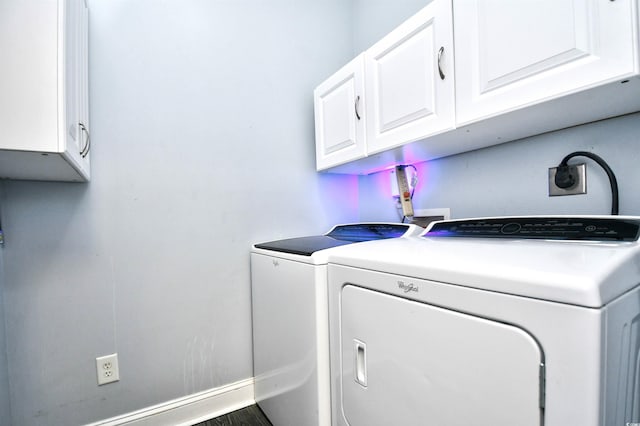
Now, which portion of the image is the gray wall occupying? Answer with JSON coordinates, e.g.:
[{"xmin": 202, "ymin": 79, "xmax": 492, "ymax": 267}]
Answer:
[
  {"xmin": 352, "ymin": 0, "xmax": 430, "ymax": 53},
  {"xmin": 2, "ymin": 0, "xmax": 638, "ymax": 424},
  {"xmin": 0, "ymin": 239, "xmax": 10, "ymax": 421},
  {"xmin": 0, "ymin": 1, "xmax": 356, "ymax": 425},
  {"xmin": 358, "ymin": 112, "xmax": 640, "ymax": 221}
]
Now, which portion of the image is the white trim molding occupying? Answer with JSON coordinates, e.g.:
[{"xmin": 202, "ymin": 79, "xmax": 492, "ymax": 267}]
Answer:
[{"xmin": 85, "ymin": 378, "xmax": 255, "ymax": 426}]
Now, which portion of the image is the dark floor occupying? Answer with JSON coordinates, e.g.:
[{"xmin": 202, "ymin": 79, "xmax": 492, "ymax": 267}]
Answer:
[{"xmin": 193, "ymin": 404, "xmax": 272, "ymax": 426}]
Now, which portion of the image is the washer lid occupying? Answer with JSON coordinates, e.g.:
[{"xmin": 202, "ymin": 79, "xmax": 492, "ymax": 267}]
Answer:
[
  {"xmin": 254, "ymin": 235, "xmax": 353, "ymax": 257},
  {"xmin": 326, "ymin": 223, "xmax": 414, "ymax": 242},
  {"xmin": 254, "ymin": 223, "xmax": 416, "ymax": 256}
]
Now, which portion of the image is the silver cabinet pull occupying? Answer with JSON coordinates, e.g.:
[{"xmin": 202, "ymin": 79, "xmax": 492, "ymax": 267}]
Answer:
[
  {"xmin": 79, "ymin": 122, "xmax": 91, "ymax": 158},
  {"xmin": 438, "ymin": 46, "xmax": 445, "ymax": 80},
  {"xmin": 354, "ymin": 95, "xmax": 361, "ymax": 120}
]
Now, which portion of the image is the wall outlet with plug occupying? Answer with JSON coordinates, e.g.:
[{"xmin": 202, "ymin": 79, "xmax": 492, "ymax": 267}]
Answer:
[
  {"xmin": 549, "ymin": 163, "xmax": 586, "ymax": 196},
  {"xmin": 96, "ymin": 353, "xmax": 120, "ymax": 385}
]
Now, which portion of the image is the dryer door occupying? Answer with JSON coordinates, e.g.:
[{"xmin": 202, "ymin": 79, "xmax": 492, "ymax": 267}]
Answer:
[{"xmin": 339, "ymin": 285, "xmax": 544, "ymax": 426}]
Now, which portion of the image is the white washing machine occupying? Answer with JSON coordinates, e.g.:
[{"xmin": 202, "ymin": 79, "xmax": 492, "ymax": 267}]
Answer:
[
  {"xmin": 251, "ymin": 223, "xmax": 421, "ymax": 426},
  {"xmin": 327, "ymin": 216, "xmax": 640, "ymax": 426}
]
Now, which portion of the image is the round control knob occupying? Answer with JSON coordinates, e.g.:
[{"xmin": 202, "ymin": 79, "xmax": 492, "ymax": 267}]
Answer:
[{"xmin": 501, "ymin": 223, "xmax": 522, "ymax": 234}]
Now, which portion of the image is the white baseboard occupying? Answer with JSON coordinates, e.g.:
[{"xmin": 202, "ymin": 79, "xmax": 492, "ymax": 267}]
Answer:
[{"xmin": 85, "ymin": 378, "xmax": 255, "ymax": 426}]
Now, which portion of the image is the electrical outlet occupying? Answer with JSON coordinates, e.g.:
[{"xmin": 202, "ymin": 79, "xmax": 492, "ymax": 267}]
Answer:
[
  {"xmin": 414, "ymin": 208, "xmax": 451, "ymax": 220},
  {"xmin": 411, "ymin": 208, "xmax": 451, "ymax": 228},
  {"xmin": 96, "ymin": 353, "xmax": 120, "ymax": 385},
  {"xmin": 549, "ymin": 163, "xmax": 587, "ymax": 196}
]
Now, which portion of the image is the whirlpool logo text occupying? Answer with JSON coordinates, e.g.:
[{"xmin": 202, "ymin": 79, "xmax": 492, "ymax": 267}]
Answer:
[{"xmin": 397, "ymin": 281, "xmax": 419, "ymax": 293}]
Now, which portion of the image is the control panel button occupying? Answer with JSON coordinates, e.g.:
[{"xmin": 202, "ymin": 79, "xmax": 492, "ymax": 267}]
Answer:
[{"xmin": 501, "ymin": 223, "xmax": 522, "ymax": 234}]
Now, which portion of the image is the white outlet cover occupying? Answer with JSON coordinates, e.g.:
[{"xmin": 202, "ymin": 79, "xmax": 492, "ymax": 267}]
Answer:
[
  {"xmin": 414, "ymin": 208, "xmax": 451, "ymax": 220},
  {"xmin": 96, "ymin": 353, "xmax": 120, "ymax": 385}
]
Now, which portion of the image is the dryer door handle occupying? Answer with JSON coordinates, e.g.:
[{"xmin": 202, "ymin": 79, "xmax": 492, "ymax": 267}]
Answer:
[{"xmin": 354, "ymin": 339, "xmax": 367, "ymax": 387}]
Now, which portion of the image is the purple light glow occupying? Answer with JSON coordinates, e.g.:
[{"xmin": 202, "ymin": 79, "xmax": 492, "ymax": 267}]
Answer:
[
  {"xmin": 319, "ymin": 173, "xmax": 359, "ymax": 217},
  {"xmin": 383, "ymin": 162, "xmax": 428, "ymax": 196}
]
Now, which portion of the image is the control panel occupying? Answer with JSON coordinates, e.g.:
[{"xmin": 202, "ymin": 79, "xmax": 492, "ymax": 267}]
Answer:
[
  {"xmin": 425, "ymin": 217, "xmax": 640, "ymax": 241},
  {"xmin": 328, "ymin": 223, "xmax": 410, "ymax": 242}
]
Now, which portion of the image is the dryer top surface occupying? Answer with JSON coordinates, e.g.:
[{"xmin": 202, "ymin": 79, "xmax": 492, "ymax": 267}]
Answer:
[{"xmin": 327, "ymin": 216, "xmax": 640, "ymax": 307}]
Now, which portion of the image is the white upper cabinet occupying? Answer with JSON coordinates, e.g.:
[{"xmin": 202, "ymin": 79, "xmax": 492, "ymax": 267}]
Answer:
[
  {"xmin": 454, "ymin": 0, "xmax": 639, "ymax": 125},
  {"xmin": 314, "ymin": 0, "xmax": 640, "ymax": 174},
  {"xmin": 365, "ymin": 0, "xmax": 455, "ymax": 155},
  {"xmin": 0, "ymin": 0, "xmax": 90, "ymax": 182},
  {"xmin": 64, "ymin": 0, "xmax": 91, "ymax": 174},
  {"xmin": 314, "ymin": 55, "xmax": 367, "ymax": 170}
]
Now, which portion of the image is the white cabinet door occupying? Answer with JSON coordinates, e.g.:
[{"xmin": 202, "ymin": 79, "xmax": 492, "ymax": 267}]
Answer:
[
  {"xmin": 0, "ymin": 0, "xmax": 90, "ymax": 182},
  {"xmin": 63, "ymin": 0, "xmax": 90, "ymax": 177},
  {"xmin": 454, "ymin": 0, "xmax": 639, "ymax": 126},
  {"xmin": 365, "ymin": 0, "xmax": 455, "ymax": 155},
  {"xmin": 338, "ymin": 284, "xmax": 543, "ymax": 426},
  {"xmin": 314, "ymin": 55, "xmax": 366, "ymax": 171},
  {"xmin": 79, "ymin": 1, "xmax": 90, "ymax": 167},
  {"xmin": 0, "ymin": 0, "xmax": 58, "ymax": 153}
]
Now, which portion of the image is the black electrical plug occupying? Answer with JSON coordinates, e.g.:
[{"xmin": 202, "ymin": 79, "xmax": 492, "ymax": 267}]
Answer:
[
  {"xmin": 554, "ymin": 165, "xmax": 579, "ymax": 189},
  {"xmin": 554, "ymin": 151, "xmax": 619, "ymax": 215}
]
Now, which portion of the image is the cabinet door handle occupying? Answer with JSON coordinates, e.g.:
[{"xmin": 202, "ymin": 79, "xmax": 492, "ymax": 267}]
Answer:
[
  {"xmin": 79, "ymin": 123, "xmax": 91, "ymax": 158},
  {"xmin": 354, "ymin": 95, "xmax": 361, "ymax": 120},
  {"xmin": 437, "ymin": 46, "xmax": 445, "ymax": 80}
]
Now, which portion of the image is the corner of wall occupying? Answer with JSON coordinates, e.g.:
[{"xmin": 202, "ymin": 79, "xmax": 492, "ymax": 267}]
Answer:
[{"xmin": 0, "ymin": 181, "xmax": 13, "ymax": 425}]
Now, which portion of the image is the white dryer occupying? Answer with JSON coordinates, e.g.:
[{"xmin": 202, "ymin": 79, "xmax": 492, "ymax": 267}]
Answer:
[
  {"xmin": 251, "ymin": 223, "xmax": 421, "ymax": 426},
  {"xmin": 327, "ymin": 216, "xmax": 640, "ymax": 426}
]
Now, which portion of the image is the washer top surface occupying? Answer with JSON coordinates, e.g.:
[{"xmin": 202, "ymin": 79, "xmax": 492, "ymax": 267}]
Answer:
[
  {"xmin": 327, "ymin": 216, "xmax": 640, "ymax": 307},
  {"xmin": 252, "ymin": 223, "xmax": 421, "ymax": 263}
]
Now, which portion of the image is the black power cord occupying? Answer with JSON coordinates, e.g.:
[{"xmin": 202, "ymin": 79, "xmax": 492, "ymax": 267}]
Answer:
[{"xmin": 554, "ymin": 151, "xmax": 619, "ymax": 215}]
